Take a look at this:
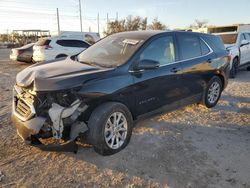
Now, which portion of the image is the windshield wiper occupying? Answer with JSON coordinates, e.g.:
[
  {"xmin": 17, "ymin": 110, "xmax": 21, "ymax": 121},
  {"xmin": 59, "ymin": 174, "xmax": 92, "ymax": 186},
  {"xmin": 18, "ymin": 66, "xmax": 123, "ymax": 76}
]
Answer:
[
  {"xmin": 79, "ymin": 61, "xmax": 96, "ymax": 66},
  {"xmin": 78, "ymin": 60, "xmax": 113, "ymax": 69}
]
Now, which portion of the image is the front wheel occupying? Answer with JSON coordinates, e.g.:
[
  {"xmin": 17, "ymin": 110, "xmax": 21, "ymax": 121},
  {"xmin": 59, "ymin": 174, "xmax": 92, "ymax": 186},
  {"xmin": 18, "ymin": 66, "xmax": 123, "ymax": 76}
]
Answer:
[
  {"xmin": 202, "ymin": 76, "xmax": 223, "ymax": 108},
  {"xmin": 87, "ymin": 102, "xmax": 133, "ymax": 155}
]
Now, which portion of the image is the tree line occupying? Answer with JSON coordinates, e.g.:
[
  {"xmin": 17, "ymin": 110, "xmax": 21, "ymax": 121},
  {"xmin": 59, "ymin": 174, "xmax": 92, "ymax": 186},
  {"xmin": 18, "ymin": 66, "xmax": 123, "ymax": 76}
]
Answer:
[{"xmin": 104, "ymin": 16, "xmax": 167, "ymax": 35}]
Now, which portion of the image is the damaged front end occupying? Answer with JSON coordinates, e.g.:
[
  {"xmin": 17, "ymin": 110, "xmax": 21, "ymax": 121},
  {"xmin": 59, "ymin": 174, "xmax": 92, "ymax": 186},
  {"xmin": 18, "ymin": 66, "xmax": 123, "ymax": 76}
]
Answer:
[{"xmin": 12, "ymin": 85, "xmax": 88, "ymax": 153}]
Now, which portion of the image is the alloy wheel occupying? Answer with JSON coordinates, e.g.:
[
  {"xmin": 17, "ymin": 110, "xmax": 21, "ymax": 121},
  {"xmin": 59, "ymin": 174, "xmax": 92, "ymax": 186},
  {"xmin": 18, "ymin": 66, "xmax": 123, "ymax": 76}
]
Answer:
[
  {"xmin": 104, "ymin": 112, "xmax": 128, "ymax": 149},
  {"xmin": 207, "ymin": 82, "xmax": 220, "ymax": 104}
]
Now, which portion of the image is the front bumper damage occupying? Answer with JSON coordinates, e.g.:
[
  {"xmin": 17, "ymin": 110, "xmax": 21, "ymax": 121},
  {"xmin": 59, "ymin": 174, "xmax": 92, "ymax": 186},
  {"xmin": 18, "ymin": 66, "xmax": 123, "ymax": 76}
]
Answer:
[
  {"xmin": 12, "ymin": 96, "xmax": 88, "ymax": 153},
  {"xmin": 12, "ymin": 115, "xmax": 46, "ymax": 140}
]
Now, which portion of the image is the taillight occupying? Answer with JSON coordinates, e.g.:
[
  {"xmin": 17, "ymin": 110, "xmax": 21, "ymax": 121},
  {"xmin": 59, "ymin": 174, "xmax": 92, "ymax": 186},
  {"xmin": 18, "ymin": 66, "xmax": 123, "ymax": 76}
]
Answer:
[{"xmin": 44, "ymin": 45, "xmax": 52, "ymax": 50}]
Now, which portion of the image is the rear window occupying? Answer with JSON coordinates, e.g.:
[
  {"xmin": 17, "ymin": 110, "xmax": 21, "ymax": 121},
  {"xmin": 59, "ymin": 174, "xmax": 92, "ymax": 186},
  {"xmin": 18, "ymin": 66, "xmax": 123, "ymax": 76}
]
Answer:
[
  {"xmin": 217, "ymin": 34, "xmax": 238, "ymax": 44},
  {"xmin": 56, "ymin": 40, "xmax": 90, "ymax": 48},
  {"xmin": 36, "ymin": 39, "xmax": 51, "ymax": 46}
]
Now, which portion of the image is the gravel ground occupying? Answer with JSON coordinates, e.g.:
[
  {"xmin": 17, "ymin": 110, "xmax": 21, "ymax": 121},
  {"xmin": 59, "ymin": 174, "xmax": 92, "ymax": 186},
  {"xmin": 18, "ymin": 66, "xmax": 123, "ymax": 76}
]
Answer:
[{"xmin": 0, "ymin": 49, "xmax": 249, "ymax": 188}]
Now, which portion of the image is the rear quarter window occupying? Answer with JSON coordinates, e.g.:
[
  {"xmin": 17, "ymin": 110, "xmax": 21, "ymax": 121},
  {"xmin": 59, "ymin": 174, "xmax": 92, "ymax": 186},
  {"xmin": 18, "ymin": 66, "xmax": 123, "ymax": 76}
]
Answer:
[
  {"xmin": 200, "ymin": 39, "xmax": 210, "ymax": 55},
  {"xmin": 203, "ymin": 35, "xmax": 225, "ymax": 51}
]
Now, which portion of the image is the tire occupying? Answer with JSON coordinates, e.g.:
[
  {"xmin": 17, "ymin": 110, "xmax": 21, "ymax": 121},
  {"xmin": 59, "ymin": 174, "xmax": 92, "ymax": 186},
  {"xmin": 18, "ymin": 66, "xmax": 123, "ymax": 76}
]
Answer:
[
  {"xmin": 229, "ymin": 58, "xmax": 238, "ymax": 78},
  {"xmin": 55, "ymin": 54, "xmax": 67, "ymax": 59},
  {"xmin": 87, "ymin": 102, "xmax": 133, "ymax": 156},
  {"xmin": 202, "ymin": 76, "xmax": 223, "ymax": 108}
]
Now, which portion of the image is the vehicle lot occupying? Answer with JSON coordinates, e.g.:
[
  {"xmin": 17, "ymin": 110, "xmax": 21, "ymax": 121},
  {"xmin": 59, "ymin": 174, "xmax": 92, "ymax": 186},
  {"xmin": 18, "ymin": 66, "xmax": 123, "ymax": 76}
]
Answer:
[{"xmin": 0, "ymin": 49, "xmax": 249, "ymax": 187}]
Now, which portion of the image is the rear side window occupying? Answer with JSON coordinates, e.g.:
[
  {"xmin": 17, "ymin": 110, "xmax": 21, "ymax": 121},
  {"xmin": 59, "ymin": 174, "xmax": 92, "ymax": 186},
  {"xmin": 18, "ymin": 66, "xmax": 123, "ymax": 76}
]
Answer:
[
  {"xmin": 56, "ymin": 40, "xmax": 90, "ymax": 48},
  {"xmin": 36, "ymin": 39, "xmax": 51, "ymax": 46},
  {"xmin": 178, "ymin": 34, "xmax": 201, "ymax": 60}
]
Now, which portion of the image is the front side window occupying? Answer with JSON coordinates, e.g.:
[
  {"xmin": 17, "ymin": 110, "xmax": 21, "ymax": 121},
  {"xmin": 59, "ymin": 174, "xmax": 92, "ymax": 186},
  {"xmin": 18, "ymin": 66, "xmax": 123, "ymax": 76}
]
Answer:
[
  {"xmin": 76, "ymin": 41, "xmax": 90, "ymax": 48},
  {"xmin": 178, "ymin": 34, "xmax": 201, "ymax": 60},
  {"xmin": 139, "ymin": 36, "xmax": 175, "ymax": 66}
]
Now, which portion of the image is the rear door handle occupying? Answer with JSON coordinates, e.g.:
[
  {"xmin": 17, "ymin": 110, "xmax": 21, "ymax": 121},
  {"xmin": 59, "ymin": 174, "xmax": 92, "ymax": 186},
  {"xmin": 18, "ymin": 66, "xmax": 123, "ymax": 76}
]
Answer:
[{"xmin": 170, "ymin": 67, "xmax": 180, "ymax": 73}]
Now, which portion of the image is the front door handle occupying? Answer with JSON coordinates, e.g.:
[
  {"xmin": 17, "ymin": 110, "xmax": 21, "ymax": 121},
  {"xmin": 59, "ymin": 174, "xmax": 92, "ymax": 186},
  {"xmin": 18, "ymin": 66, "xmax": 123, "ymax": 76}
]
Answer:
[
  {"xmin": 207, "ymin": 59, "xmax": 212, "ymax": 63},
  {"xmin": 170, "ymin": 67, "xmax": 180, "ymax": 73}
]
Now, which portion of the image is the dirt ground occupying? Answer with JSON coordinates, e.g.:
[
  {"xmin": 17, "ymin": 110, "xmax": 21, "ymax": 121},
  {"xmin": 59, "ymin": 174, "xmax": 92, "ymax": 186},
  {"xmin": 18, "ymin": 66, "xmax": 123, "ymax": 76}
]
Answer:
[{"xmin": 0, "ymin": 49, "xmax": 249, "ymax": 188}]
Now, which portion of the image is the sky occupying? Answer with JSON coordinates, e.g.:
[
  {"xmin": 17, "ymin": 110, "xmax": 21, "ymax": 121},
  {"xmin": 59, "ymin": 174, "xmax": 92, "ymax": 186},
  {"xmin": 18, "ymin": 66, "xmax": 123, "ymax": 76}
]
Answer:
[{"xmin": 0, "ymin": 0, "xmax": 250, "ymax": 34}]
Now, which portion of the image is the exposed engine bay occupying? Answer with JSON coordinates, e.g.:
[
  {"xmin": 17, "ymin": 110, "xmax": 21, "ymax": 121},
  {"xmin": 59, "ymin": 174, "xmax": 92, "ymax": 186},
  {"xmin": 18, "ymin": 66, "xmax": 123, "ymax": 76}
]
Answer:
[{"xmin": 12, "ymin": 84, "xmax": 89, "ymax": 153}]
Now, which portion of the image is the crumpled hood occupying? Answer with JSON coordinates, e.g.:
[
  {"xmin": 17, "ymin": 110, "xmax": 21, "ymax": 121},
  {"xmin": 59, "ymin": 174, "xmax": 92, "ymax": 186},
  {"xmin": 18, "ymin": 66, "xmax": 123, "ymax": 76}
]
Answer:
[{"xmin": 16, "ymin": 57, "xmax": 111, "ymax": 91}]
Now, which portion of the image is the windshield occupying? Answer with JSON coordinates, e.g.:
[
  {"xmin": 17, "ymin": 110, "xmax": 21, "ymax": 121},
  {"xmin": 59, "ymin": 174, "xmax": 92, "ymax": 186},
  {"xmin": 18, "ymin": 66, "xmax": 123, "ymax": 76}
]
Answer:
[
  {"xmin": 77, "ymin": 35, "xmax": 144, "ymax": 68},
  {"xmin": 218, "ymin": 34, "xmax": 238, "ymax": 44}
]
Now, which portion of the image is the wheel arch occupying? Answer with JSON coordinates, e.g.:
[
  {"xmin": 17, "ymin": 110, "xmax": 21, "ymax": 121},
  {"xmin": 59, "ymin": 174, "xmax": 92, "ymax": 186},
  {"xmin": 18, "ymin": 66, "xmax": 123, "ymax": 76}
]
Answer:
[
  {"xmin": 215, "ymin": 74, "xmax": 225, "ymax": 89},
  {"xmin": 82, "ymin": 99, "xmax": 136, "ymax": 123}
]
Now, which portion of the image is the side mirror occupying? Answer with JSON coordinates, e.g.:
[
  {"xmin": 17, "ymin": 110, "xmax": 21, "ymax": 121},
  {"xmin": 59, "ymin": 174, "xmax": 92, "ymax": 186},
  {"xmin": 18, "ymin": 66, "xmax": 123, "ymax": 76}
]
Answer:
[
  {"xmin": 135, "ymin": 59, "xmax": 160, "ymax": 71},
  {"xmin": 240, "ymin": 39, "xmax": 249, "ymax": 47}
]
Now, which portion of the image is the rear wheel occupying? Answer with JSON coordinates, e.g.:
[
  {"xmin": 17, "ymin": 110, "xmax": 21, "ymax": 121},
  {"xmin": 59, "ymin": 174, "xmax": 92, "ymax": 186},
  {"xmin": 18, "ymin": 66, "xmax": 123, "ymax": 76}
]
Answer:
[
  {"xmin": 87, "ymin": 102, "xmax": 133, "ymax": 156},
  {"xmin": 230, "ymin": 58, "xmax": 238, "ymax": 78},
  {"xmin": 202, "ymin": 76, "xmax": 223, "ymax": 108}
]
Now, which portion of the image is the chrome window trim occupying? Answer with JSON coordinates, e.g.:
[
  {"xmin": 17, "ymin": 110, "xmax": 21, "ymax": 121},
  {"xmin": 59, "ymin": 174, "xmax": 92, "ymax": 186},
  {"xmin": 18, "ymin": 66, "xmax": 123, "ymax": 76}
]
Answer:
[
  {"xmin": 129, "ymin": 37, "xmax": 214, "ymax": 72},
  {"xmin": 159, "ymin": 37, "xmax": 213, "ymax": 67}
]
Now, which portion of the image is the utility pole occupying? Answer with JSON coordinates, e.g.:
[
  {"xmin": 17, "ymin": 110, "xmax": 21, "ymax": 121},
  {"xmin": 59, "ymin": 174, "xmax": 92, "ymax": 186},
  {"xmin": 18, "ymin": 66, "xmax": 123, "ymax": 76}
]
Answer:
[
  {"xmin": 116, "ymin": 12, "xmax": 118, "ymax": 21},
  {"xmin": 79, "ymin": 0, "xmax": 83, "ymax": 32},
  {"xmin": 97, "ymin": 13, "xmax": 100, "ymax": 34},
  {"xmin": 56, "ymin": 8, "xmax": 60, "ymax": 34},
  {"xmin": 106, "ymin": 13, "xmax": 109, "ymax": 31},
  {"xmin": 6, "ymin": 29, "xmax": 9, "ymax": 43}
]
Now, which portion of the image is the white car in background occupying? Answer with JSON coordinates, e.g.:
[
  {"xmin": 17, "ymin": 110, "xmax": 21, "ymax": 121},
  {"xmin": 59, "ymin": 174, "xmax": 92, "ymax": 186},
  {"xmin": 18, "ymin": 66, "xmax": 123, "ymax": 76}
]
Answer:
[
  {"xmin": 32, "ymin": 37, "xmax": 91, "ymax": 62},
  {"xmin": 32, "ymin": 31, "xmax": 101, "ymax": 62},
  {"xmin": 216, "ymin": 31, "xmax": 250, "ymax": 78}
]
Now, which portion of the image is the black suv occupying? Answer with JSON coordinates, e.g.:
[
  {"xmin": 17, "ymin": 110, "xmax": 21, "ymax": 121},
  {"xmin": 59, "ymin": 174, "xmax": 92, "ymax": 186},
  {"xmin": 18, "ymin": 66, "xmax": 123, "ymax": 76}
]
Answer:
[{"xmin": 12, "ymin": 31, "xmax": 230, "ymax": 155}]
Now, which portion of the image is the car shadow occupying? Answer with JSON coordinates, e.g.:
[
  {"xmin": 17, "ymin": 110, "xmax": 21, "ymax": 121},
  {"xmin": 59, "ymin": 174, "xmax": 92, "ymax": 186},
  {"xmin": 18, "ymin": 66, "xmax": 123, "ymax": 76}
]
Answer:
[{"xmin": 73, "ymin": 117, "xmax": 250, "ymax": 187}]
